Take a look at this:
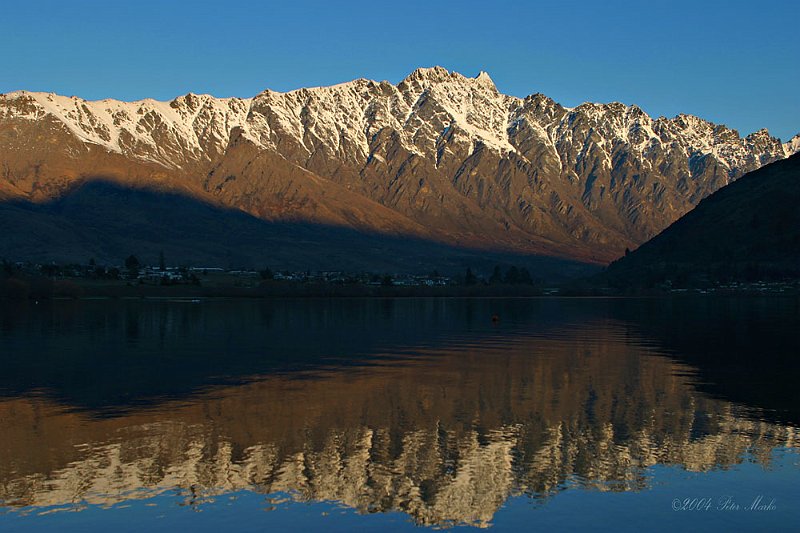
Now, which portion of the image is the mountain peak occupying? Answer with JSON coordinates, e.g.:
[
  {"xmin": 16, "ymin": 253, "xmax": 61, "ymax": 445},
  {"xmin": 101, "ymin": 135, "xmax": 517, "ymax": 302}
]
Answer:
[
  {"xmin": 474, "ymin": 70, "xmax": 494, "ymax": 86},
  {"xmin": 402, "ymin": 66, "xmax": 452, "ymax": 84},
  {"xmin": 747, "ymin": 127, "xmax": 771, "ymax": 138},
  {"xmin": 784, "ymin": 133, "xmax": 800, "ymax": 156},
  {"xmin": 400, "ymin": 66, "xmax": 496, "ymax": 91}
]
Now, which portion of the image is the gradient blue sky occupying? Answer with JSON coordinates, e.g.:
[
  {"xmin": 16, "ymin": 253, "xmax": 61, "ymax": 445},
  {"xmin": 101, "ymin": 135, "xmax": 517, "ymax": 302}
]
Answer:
[{"xmin": 1, "ymin": 0, "xmax": 797, "ymax": 140}]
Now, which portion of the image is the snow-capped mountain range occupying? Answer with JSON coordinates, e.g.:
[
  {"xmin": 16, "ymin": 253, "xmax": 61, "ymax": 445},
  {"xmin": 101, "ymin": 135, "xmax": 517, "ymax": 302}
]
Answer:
[{"xmin": 1, "ymin": 66, "xmax": 797, "ymax": 263}]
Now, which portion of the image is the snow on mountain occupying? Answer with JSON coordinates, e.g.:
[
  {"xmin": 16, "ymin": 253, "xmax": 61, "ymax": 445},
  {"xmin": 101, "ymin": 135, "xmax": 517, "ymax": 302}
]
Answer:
[
  {"xmin": 0, "ymin": 67, "xmax": 794, "ymax": 263},
  {"xmin": 0, "ymin": 90, "xmax": 251, "ymax": 169},
  {"xmin": 1, "ymin": 68, "xmax": 787, "ymax": 179},
  {"xmin": 784, "ymin": 134, "xmax": 800, "ymax": 157},
  {"xmin": 241, "ymin": 66, "xmax": 520, "ymax": 165}
]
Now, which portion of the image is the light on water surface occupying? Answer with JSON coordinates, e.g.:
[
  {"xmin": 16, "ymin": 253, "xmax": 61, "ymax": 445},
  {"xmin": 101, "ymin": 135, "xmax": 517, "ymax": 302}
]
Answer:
[{"xmin": 0, "ymin": 297, "xmax": 798, "ymax": 531}]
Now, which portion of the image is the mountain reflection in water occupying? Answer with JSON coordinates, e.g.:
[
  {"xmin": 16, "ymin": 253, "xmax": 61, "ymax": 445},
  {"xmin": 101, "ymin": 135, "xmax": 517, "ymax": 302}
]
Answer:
[{"xmin": 0, "ymin": 298, "xmax": 797, "ymax": 528}]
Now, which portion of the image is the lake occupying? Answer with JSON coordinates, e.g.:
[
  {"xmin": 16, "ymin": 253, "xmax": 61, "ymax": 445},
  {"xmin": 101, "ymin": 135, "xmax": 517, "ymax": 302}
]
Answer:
[{"xmin": 0, "ymin": 297, "xmax": 798, "ymax": 532}]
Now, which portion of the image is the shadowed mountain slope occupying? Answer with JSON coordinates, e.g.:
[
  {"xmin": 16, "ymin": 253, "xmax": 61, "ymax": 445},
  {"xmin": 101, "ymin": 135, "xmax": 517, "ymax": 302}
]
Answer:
[
  {"xmin": 0, "ymin": 180, "xmax": 591, "ymax": 278},
  {"xmin": 604, "ymin": 153, "xmax": 800, "ymax": 286}
]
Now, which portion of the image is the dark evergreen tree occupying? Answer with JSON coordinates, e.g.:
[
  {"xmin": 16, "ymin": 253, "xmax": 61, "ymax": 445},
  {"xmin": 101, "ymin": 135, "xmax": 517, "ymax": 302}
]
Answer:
[
  {"xmin": 125, "ymin": 255, "xmax": 140, "ymax": 279},
  {"xmin": 504, "ymin": 266, "xmax": 520, "ymax": 284},
  {"xmin": 465, "ymin": 267, "xmax": 477, "ymax": 286},
  {"xmin": 489, "ymin": 265, "xmax": 503, "ymax": 284}
]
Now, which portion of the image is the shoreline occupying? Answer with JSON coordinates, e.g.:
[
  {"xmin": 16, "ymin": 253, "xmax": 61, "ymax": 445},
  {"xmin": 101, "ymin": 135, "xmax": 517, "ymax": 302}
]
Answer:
[{"xmin": 3, "ymin": 276, "xmax": 799, "ymax": 301}]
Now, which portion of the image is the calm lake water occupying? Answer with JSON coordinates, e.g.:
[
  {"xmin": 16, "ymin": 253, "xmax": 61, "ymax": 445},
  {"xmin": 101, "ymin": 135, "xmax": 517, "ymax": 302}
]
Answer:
[{"xmin": 0, "ymin": 297, "xmax": 798, "ymax": 532}]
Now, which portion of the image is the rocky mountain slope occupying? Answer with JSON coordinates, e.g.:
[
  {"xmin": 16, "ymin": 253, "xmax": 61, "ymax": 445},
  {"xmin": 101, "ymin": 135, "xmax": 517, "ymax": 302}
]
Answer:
[
  {"xmin": 604, "ymin": 153, "xmax": 800, "ymax": 286},
  {"xmin": 1, "ymin": 67, "xmax": 797, "ymax": 265}
]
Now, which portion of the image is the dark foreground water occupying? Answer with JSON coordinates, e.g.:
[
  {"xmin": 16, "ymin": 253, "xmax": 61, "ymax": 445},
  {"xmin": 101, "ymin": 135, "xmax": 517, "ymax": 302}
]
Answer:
[{"xmin": 0, "ymin": 297, "xmax": 798, "ymax": 532}]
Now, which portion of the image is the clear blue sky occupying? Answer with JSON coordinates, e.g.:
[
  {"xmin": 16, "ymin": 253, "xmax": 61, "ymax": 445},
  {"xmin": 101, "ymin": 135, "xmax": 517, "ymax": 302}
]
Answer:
[{"xmin": 1, "ymin": 0, "xmax": 797, "ymax": 140}]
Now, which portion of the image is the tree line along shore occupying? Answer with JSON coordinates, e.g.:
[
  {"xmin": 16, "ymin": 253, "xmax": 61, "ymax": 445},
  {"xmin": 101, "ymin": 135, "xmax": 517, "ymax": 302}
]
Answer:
[{"xmin": 0, "ymin": 258, "xmax": 551, "ymax": 300}]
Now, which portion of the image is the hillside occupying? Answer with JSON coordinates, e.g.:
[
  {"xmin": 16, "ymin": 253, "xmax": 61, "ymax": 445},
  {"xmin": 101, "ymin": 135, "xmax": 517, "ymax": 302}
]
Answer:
[
  {"xmin": 0, "ymin": 180, "xmax": 592, "ymax": 279},
  {"xmin": 603, "ymin": 153, "xmax": 800, "ymax": 287}
]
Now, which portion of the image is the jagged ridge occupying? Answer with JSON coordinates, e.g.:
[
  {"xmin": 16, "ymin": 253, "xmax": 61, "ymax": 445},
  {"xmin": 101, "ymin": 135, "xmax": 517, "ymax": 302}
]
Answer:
[{"xmin": 1, "ymin": 67, "xmax": 797, "ymax": 264}]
